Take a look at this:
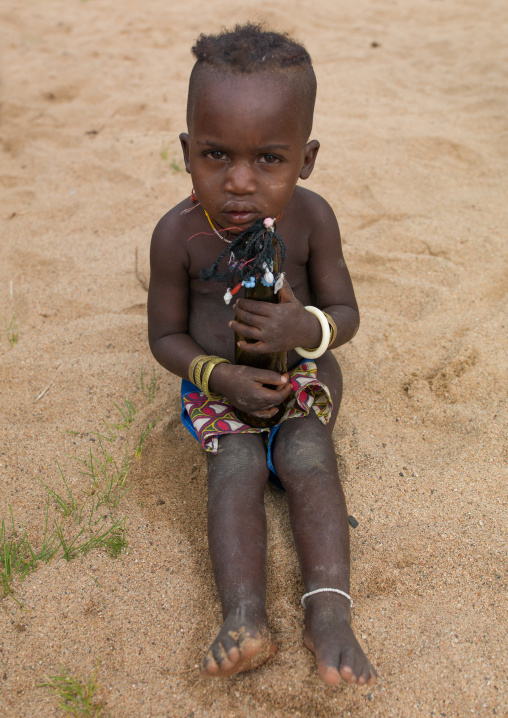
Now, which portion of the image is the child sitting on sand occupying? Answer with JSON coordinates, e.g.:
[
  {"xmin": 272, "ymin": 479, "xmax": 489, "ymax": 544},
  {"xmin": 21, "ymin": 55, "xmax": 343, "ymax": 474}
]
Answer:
[{"xmin": 148, "ymin": 23, "xmax": 377, "ymax": 687}]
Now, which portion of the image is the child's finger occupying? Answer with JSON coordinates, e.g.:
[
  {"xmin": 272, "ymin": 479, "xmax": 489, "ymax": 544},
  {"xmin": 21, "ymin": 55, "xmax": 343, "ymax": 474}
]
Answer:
[
  {"xmin": 258, "ymin": 381, "xmax": 293, "ymax": 405},
  {"xmin": 248, "ymin": 368, "xmax": 289, "ymax": 386},
  {"xmin": 231, "ymin": 305, "xmax": 265, "ymax": 328},
  {"xmin": 274, "ymin": 373, "xmax": 290, "ymax": 391},
  {"xmin": 234, "ymin": 298, "xmax": 272, "ymax": 316},
  {"xmin": 228, "ymin": 320, "xmax": 262, "ymax": 339},
  {"xmin": 236, "ymin": 339, "xmax": 270, "ymax": 354}
]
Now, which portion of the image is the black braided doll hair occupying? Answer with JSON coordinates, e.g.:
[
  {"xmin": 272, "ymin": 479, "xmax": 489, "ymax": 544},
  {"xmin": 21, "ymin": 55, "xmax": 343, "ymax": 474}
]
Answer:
[
  {"xmin": 187, "ymin": 23, "xmax": 317, "ymax": 138},
  {"xmin": 200, "ymin": 218, "xmax": 286, "ymax": 291}
]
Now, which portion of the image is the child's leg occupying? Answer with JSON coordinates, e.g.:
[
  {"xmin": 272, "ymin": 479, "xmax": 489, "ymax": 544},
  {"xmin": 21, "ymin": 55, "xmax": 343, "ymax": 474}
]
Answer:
[
  {"xmin": 272, "ymin": 352, "xmax": 377, "ymax": 686},
  {"xmin": 200, "ymin": 432, "xmax": 277, "ymax": 677}
]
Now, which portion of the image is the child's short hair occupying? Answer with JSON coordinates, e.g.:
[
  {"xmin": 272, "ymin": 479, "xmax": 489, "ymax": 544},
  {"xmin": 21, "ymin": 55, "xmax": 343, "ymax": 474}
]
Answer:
[
  {"xmin": 191, "ymin": 22, "xmax": 312, "ymax": 72},
  {"xmin": 187, "ymin": 23, "xmax": 317, "ymax": 138}
]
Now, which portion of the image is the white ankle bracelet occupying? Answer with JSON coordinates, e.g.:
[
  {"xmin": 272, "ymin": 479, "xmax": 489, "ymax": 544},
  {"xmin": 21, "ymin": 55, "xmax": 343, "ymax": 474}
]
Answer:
[{"xmin": 301, "ymin": 588, "xmax": 353, "ymax": 608}]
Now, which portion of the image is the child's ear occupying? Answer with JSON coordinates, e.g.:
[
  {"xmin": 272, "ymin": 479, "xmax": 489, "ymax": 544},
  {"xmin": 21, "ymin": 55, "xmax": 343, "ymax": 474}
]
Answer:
[
  {"xmin": 299, "ymin": 140, "xmax": 320, "ymax": 180},
  {"xmin": 179, "ymin": 133, "xmax": 191, "ymax": 174}
]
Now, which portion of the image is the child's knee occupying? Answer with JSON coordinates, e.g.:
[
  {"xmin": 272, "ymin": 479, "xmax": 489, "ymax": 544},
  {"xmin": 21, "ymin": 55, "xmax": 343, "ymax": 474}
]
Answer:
[
  {"xmin": 278, "ymin": 448, "xmax": 337, "ymax": 488},
  {"xmin": 272, "ymin": 420, "xmax": 338, "ymax": 488},
  {"xmin": 206, "ymin": 433, "xmax": 269, "ymax": 492}
]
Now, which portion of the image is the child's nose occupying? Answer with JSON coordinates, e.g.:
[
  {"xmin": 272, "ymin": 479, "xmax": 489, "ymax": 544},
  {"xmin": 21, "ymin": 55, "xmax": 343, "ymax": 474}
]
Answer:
[{"xmin": 224, "ymin": 163, "xmax": 256, "ymax": 195}]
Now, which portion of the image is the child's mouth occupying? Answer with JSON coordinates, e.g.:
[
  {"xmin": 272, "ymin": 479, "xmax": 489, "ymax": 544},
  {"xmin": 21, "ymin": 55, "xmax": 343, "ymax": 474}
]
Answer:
[{"xmin": 223, "ymin": 209, "xmax": 258, "ymax": 224}]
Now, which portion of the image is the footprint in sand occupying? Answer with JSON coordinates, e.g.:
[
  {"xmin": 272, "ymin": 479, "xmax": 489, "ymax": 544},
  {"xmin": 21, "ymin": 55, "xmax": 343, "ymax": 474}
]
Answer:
[{"xmin": 403, "ymin": 348, "xmax": 479, "ymax": 404}]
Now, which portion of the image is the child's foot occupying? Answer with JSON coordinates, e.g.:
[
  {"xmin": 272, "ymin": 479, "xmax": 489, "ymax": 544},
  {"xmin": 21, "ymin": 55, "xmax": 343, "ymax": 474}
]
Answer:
[
  {"xmin": 200, "ymin": 605, "xmax": 277, "ymax": 677},
  {"xmin": 303, "ymin": 593, "xmax": 377, "ymax": 686}
]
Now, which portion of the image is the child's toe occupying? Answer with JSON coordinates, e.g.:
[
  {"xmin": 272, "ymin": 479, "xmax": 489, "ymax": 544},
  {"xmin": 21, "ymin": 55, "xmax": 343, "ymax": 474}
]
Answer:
[
  {"xmin": 211, "ymin": 641, "xmax": 235, "ymax": 671},
  {"xmin": 226, "ymin": 644, "xmax": 241, "ymax": 664},
  {"xmin": 358, "ymin": 659, "xmax": 372, "ymax": 685},
  {"xmin": 200, "ymin": 652, "xmax": 219, "ymax": 675},
  {"xmin": 220, "ymin": 632, "xmax": 240, "ymax": 659},
  {"xmin": 339, "ymin": 664, "xmax": 356, "ymax": 683},
  {"xmin": 367, "ymin": 663, "xmax": 378, "ymax": 685},
  {"xmin": 318, "ymin": 663, "xmax": 341, "ymax": 686},
  {"xmin": 357, "ymin": 672, "xmax": 367, "ymax": 686},
  {"xmin": 338, "ymin": 652, "xmax": 360, "ymax": 683}
]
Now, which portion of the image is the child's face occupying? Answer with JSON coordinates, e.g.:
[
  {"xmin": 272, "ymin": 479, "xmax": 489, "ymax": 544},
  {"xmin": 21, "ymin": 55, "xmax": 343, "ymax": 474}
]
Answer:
[{"xmin": 180, "ymin": 71, "xmax": 319, "ymax": 232}]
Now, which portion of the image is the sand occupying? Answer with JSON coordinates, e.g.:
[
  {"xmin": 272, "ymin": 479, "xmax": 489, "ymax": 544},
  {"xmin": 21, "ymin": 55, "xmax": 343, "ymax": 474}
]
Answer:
[{"xmin": 0, "ymin": 0, "xmax": 506, "ymax": 716}]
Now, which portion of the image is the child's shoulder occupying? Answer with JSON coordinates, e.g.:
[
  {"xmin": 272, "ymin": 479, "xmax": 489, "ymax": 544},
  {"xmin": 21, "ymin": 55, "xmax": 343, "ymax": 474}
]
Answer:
[
  {"xmin": 291, "ymin": 186, "xmax": 339, "ymax": 231},
  {"xmin": 150, "ymin": 196, "xmax": 199, "ymax": 269},
  {"xmin": 150, "ymin": 197, "xmax": 199, "ymax": 273},
  {"xmin": 288, "ymin": 187, "xmax": 341, "ymax": 250},
  {"xmin": 151, "ymin": 196, "xmax": 193, "ymax": 246}
]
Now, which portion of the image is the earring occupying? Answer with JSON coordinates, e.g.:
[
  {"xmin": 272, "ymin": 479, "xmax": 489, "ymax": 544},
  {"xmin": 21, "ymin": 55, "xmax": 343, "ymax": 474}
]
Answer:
[{"xmin": 180, "ymin": 189, "xmax": 201, "ymax": 215}]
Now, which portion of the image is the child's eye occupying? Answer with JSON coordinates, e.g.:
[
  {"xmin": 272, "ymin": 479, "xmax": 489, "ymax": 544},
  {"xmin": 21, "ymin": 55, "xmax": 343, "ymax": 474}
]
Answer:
[
  {"xmin": 261, "ymin": 154, "xmax": 280, "ymax": 164},
  {"xmin": 206, "ymin": 150, "xmax": 226, "ymax": 160}
]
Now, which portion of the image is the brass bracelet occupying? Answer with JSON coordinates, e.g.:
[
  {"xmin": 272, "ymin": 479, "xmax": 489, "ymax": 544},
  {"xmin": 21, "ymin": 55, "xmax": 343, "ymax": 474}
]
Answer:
[
  {"xmin": 193, "ymin": 357, "xmax": 209, "ymax": 389},
  {"xmin": 201, "ymin": 357, "xmax": 231, "ymax": 399},
  {"xmin": 197, "ymin": 355, "xmax": 230, "ymax": 390},
  {"xmin": 189, "ymin": 354, "xmax": 231, "ymax": 396},
  {"xmin": 189, "ymin": 354, "xmax": 208, "ymax": 385},
  {"xmin": 323, "ymin": 312, "xmax": 337, "ymax": 348}
]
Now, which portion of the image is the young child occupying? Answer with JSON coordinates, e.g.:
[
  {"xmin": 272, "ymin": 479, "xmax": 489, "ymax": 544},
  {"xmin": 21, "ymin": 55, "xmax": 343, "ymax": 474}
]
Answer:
[{"xmin": 148, "ymin": 24, "xmax": 377, "ymax": 687}]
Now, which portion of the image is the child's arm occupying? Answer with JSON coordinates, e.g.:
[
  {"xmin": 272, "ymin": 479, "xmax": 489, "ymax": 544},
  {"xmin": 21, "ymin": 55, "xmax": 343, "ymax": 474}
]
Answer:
[
  {"xmin": 147, "ymin": 214, "xmax": 204, "ymax": 380},
  {"xmin": 148, "ymin": 215, "xmax": 292, "ymax": 418},
  {"xmin": 229, "ymin": 198, "xmax": 359, "ymax": 356}
]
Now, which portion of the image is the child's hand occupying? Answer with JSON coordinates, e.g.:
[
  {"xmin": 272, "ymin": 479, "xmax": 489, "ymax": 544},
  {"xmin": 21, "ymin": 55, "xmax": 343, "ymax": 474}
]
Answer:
[
  {"xmin": 229, "ymin": 279, "xmax": 322, "ymax": 355},
  {"xmin": 209, "ymin": 364, "xmax": 292, "ymax": 419}
]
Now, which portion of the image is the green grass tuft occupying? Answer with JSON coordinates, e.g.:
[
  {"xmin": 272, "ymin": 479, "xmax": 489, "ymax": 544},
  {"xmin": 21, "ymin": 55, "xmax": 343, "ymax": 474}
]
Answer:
[
  {"xmin": 160, "ymin": 140, "xmax": 169, "ymax": 161},
  {"xmin": 39, "ymin": 463, "xmax": 80, "ymax": 519},
  {"xmin": 134, "ymin": 421, "xmax": 158, "ymax": 458},
  {"xmin": 2, "ymin": 366, "xmax": 158, "ymax": 605},
  {"xmin": 169, "ymin": 157, "xmax": 183, "ymax": 172},
  {"xmin": 112, "ymin": 398, "xmax": 137, "ymax": 430},
  {"xmin": 1, "ymin": 499, "xmax": 59, "ymax": 603},
  {"xmin": 2, "ymin": 311, "xmax": 18, "ymax": 347},
  {"xmin": 159, "ymin": 140, "xmax": 184, "ymax": 172},
  {"xmin": 54, "ymin": 517, "xmax": 127, "ymax": 561},
  {"xmin": 140, "ymin": 365, "xmax": 159, "ymax": 404},
  {"xmin": 40, "ymin": 661, "xmax": 104, "ymax": 717}
]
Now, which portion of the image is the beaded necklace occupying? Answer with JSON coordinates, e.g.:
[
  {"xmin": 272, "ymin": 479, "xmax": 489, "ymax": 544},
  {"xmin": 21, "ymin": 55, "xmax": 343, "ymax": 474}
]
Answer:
[{"xmin": 203, "ymin": 209, "xmax": 231, "ymax": 244}]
